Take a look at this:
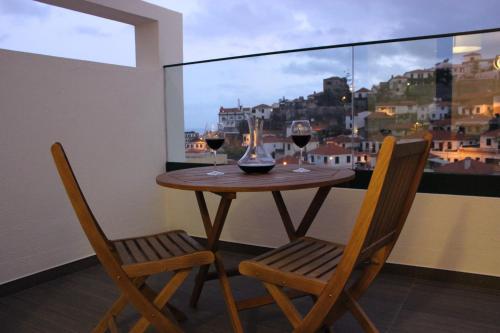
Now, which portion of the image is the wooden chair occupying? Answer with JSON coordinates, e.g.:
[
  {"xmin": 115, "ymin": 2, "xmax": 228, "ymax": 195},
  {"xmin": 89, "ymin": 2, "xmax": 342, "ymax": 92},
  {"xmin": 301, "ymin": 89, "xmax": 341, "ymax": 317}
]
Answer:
[
  {"xmin": 51, "ymin": 142, "xmax": 214, "ymax": 333},
  {"xmin": 239, "ymin": 133, "xmax": 432, "ymax": 332}
]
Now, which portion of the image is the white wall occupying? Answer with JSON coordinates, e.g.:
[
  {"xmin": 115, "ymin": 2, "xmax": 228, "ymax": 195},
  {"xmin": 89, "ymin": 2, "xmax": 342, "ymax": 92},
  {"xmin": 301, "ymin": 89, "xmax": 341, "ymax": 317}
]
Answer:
[
  {"xmin": 164, "ymin": 188, "xmax": 500, "ymax": 277},
  {"xmin": 0, "ymin": 0, "xmax": 182, "ymax": 284}
]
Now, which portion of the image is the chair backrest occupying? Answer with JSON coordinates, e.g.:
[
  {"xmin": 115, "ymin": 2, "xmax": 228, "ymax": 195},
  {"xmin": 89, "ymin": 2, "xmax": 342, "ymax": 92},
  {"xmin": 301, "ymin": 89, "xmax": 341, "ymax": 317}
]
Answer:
[
  {"xmin": 353, "ymin": 133, "xmax": 432, "ymax": 264},
  {"xmin": 51, "ymin": 143, "xmax": 185, "ymax": 331},
  {"xmin": 300, "ymin": 133, "xmax": 432, "ymax": 330},
  {"xmin": 51, "ymin": 142, "xmax": 113, "ymax": 262},
  {"xmin": 340, "ymin": 133, "xmax": 432, "ymax": 273}
]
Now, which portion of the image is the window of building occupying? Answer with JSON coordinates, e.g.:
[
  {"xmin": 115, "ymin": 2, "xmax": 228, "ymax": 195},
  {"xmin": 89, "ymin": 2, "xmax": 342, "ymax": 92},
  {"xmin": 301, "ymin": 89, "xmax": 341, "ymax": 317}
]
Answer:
[
  {"xmin": 324, "ymin": 156, "xmax": 328, "ymax": 164},
  {"xmin": 347, "ymin": 155, "xmax": 351, "ymax": 163},
  {"xmin": 335, "ymin": 156, "xmax": 340, "ymax": 164},
  {"xmin": 486, "ymin": 138, "xmax": 492, "ymax": 146}
]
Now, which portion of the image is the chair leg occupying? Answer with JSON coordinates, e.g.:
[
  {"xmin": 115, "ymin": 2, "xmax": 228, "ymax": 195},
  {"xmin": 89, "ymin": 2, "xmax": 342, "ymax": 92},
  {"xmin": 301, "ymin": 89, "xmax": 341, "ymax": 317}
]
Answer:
[
  {"xmin": 141, "ymin": 281, "xmax": 188, "ymax": 322},
  {"xmin": 107, "ymin": 316, "xmax": 119, "ymax": 333},
  {"xmin": 344, "ymin": 291, "xmax": 378, "ymax": 333},
  {"xmin": 324, "ymin": 247, "xmax": 390, "ymax": 327},
  {"xmin": 92, "ymin": 294, "xmax": 129, "ymax": 333},
  {"xmin": 167, "ymin": 303, "xmax": 188, "ymax": 322},
  {"xmin": 263, "ymin": 282, "xmax": 303, "ymax": 329},
  {"xmin": 129, "ymin": 269, "xmax": 191, "ymax": 333},
  {"xmin": 92, "ymin": 277, "xmax": 148, "ymax": 333}
]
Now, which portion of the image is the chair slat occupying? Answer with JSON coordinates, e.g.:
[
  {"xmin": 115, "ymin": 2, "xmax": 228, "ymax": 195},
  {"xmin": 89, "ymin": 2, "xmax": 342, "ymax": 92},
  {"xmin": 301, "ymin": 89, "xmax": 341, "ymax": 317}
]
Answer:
[
  {"xmin": 296, "ymin": 246, "xmax": 343, "ymax": 276},
  {"xmin": 147, "ymin": 237, "xmax": 172, "ymax": 259},
  {"xmin": 168, "ymin": 232, "xmax": 194, "ymax": 253},
  {"xmin": 125, "ymin": 240, "xmax": 147, "ymax": 263},
  {"xmin": 178, "ymin": 232, "xmax": 204, "ymax": 251},
  {"xmin": 259, "ymin": 240, "xmax": 314, "ymax": 265},
  {"xmin": 136, "ymin": 238, "xmax": 160, "ymax": 261},
  {"xmin": 305, "ymin": 251, "xmax": 344, "ymax": 280},
  {"xmin": 252, "ymin": 239, "xmax": 306, "ymax": 262},
  {"xmin": 157, "ymin": 234, "xmax": 184, "ymax": 256},
  {"xmin": 282, "ymin": 243, "xmax": 340, "ymax": 273},
  {"xmin": 272, "ymin": 242, "xmax": 327, "ymax": 270},
  {"xmin": 115, "ymin": 241, "xmax": 135, "ymax": 265}
]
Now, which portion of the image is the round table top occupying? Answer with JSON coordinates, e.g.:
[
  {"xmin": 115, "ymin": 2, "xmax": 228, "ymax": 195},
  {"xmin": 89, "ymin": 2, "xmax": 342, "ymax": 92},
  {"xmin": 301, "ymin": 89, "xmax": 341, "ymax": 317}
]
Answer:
[{"xmin": 156, "ymin": 164, "xmax": 355, "ymax": 193}]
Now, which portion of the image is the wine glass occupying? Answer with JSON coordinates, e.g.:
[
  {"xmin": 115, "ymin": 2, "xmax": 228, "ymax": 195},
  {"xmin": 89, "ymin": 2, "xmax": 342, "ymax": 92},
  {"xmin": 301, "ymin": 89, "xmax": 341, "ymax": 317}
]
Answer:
[
  {"xmin": 204, "ymin": 123, "xmax": 225, "ymax": 176},
  {"xmin": 291, "ymin": 120, "xmax": 312, "ymax": 173}
]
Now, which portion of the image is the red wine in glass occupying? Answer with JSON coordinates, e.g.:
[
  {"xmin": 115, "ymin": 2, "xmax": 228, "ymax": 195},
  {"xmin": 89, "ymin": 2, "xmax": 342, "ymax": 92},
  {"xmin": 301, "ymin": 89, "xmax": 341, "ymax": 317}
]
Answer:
[
  {"xmin": 291, "ymin": 134, "xmax": 311, "ymax": 148},
  {"xmin": 205, "ymin": 138, "xmax": 225, "ymax": 150},
  {"xmin": 291, "ymin": 120, "xmax": 312, "ymax": 172},
  {"xmin": 204, "ymin": 123, "xmax": 225, "ymax": 176}
]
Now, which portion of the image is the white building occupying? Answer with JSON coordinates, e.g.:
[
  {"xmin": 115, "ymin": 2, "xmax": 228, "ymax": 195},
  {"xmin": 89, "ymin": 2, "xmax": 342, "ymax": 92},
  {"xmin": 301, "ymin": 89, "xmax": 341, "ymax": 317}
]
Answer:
[
  {"xmin": 326, "ymin": 135, "xmax": 362, "ymax": 149},
  {"xmin": 480, "ymin": 128, "xmax": 500, "ymax": 150},
  {"xmin": 345, "ymin": 111, "xmax": 371, "ymax": 131},
  {"xmin": 354, "ymin": 87, "xmax": 370, "ymax": 99},
  {"xmin": 185, "ymin": 138, "xmax": 206, "ymax": 151},
  {"xmin": 388, "ymin": 75, "xmax": 408, "ymax": 96},
  {"xmin": 252, "ymin": 104, "xmax": 273, "ymax": 119},
  {"xmin": 185, "ymin": 131, "xmax": 199, "ymax": 141},
  {"xmin": 308, "ymin": 144, "xmax": 352, "ymax": 168},
  {"xmin": 404, "ymin": 69, "xmax": 434, "ymax": 80},
  {"xmin": 458, "ymin": 104, "xmax": 494, "ymax": 116},
  {"xmin": 262, "ymin": 135, "xmax": 286, "ymax": 158},
  {"xmin": 417, "ymin": 103, "xmax": 451, "ymax": 121},
  {"xmin": 430, "ymin": 130, "xmax": 477, "ymax": 151},
  {"xmin": 218, "ymin": 106, "xmax": 245, "ymax": 132}
]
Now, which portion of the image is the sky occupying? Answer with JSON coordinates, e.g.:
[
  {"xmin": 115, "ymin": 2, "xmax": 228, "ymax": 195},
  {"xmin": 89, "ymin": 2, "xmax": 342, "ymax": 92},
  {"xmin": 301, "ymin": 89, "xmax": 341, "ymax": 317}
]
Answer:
[{"xmin": 1, "ymin": 0, "xmax": 500, "ymax": 130}]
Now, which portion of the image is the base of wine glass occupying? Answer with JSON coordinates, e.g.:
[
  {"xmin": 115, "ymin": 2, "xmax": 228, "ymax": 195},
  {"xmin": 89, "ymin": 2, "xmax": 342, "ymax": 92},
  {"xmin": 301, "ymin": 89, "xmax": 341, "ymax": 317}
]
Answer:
[
  {"xmin": 207, "ymin": 170, "xmax": 224, "ymax": 176},
  {"xmin": 293, "ymin": 167, "xmax": 310, "ymax": 173}
]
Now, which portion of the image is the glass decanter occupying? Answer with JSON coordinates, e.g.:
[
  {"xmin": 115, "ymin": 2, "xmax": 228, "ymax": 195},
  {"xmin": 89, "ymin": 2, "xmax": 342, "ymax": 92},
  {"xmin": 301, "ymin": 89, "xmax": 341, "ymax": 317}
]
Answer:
[{"xmin": 238, "ymin": 114, "xmax": 275, "ymax": 173}]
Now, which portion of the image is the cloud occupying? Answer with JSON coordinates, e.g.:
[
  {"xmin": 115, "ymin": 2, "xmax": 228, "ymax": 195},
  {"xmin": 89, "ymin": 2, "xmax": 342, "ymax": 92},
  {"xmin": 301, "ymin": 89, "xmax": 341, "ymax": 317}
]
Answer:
[
  {"xmin": 282, "ymin": 58, "xmax": 345, "ymax": 76},
  {"xmin": 0, "ymin": 0, "xmax": 50, "ymax": 18},
  {"xmin": 74, "ymin": 26, "xmax": 110, "ymax": 37},
  {"xmin": 0, "ymin": 34, "xmax": 9, "ymax": 42},
  {"xmin": 147, "ymin": 0, "xmax": 499, "ymax": 63}
]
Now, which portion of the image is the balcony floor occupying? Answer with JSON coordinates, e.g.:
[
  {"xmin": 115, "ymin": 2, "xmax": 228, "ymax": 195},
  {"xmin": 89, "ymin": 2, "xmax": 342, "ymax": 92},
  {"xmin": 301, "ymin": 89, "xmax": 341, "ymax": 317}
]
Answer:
[{"xmin": 1, "ymin": 250, "xmax": 499, "ymax": 332}]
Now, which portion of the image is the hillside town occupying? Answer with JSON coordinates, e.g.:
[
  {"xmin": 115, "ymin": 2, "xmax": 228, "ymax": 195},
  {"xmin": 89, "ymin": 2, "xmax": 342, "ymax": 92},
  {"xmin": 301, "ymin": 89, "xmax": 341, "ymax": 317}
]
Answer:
[{"xmin": 185, "ymin": 52, "xmax": 500, "ymax": 175}]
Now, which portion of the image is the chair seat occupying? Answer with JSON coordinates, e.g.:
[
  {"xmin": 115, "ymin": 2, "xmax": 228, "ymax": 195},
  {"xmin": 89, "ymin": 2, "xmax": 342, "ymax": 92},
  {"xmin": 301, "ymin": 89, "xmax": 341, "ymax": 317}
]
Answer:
[
  {"xmin": 112, "ymin": 230, "xmax": 213, "ymax": 277},
  {"xmin": 239, "ymin": 237, "xmax": 345, "ymax": 295}
]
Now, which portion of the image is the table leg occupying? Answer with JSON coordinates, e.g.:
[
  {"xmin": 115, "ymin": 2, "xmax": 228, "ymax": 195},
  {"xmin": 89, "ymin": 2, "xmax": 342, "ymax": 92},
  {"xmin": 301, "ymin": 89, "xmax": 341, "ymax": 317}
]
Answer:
[
  {"xmin": 272, "ymin": 187, "xmax": 332, "ymax": 240},
  {"xmin": 190, "ymin": 191, "xmax": 244, "ymax": 333}
]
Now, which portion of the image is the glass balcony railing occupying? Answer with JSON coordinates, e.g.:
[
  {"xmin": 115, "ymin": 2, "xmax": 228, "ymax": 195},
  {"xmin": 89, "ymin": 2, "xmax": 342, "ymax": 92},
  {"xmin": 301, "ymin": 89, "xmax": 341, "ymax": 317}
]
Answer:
[{"xmin": 165, "ymin": 29, "xmax": 500, "ymax": 176}]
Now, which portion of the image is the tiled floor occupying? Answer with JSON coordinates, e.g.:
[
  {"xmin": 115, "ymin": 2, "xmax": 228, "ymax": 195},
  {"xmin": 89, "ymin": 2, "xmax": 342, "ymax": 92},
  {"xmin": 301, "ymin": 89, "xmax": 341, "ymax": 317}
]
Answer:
[{"xmin": 1, "ymin": 251, "xmax": 499, "ymax": 332}]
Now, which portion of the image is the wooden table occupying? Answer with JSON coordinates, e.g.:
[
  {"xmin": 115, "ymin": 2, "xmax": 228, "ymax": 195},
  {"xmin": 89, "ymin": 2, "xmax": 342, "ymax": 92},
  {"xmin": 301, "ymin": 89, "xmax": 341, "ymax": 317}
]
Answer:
[{"xmin": 156, "ymin": 164, "xmax": 355, "ymax": 332}]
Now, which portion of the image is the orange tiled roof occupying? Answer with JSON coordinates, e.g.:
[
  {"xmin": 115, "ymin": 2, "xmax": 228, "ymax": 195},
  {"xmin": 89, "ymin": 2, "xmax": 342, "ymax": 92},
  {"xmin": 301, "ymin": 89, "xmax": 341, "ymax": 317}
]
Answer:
[
  {"xmin": 429, "ymin": 130, "xmax": 470, "ymax": 141},
  {"xmin": 253, "ymin": 104, "xmax": 272, "ymax": 109},
  {"xmin": 434, "ymin": 158, "xmax": 499, "ymax": 175},
  {"xmin": 326, "ymin": 135, "xmax": 361, "ymax": 143},
  {"xmin": 481, "ymin": 128, "xmax": 500, "ymax": 137},
  {"xmin": 309, "ymin": 143, "xmax": 350, "ymax": 156},
  {"xmin": 219, "ymin": 107, "xmax": 241, "ymax": 114}
]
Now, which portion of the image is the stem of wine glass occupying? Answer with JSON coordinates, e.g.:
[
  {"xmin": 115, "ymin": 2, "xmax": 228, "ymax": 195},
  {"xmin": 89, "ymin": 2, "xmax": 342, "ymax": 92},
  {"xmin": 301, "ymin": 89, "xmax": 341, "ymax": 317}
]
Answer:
[
  {"xmin": 214, "ymin": 149, "xmax": 217, "ymax": 172},
  {"xmin": 299, "ymin": 148, "xmax": 303, "ymax": 169}
]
